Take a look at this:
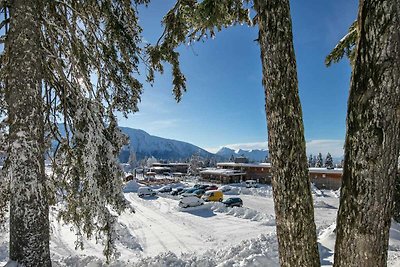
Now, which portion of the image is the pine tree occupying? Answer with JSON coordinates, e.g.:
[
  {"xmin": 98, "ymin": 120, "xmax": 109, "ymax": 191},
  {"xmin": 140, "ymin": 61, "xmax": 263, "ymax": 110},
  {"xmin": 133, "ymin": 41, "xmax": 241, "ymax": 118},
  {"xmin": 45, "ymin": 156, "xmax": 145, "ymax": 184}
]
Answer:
[
  {"xmin": 308, "ymin": 154, "xmax": 314, "ymax": 167},
  {"xmin": 315, "ymin": 153, "xmax": 324, "ymax": 168},
  {"xmin": 333, "ymin": 0, "xmax": 400, "ymax": 265},
  {"xmin": 150, "ymin": 1, "xmax": 320, "ymax": 265},
  {"xmin": 324, "ymin": 152, "xmax": 334, "ymax": 169},
  {"xmin": 0, "ymin": 0, "xmax": 183, "ymax": 265}
]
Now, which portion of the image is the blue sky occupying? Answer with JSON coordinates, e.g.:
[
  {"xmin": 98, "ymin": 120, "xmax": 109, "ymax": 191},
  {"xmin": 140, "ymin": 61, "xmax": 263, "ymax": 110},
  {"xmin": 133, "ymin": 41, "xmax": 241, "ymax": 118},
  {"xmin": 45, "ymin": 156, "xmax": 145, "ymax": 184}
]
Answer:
[{"xmin": 118, "ymin": 0, "xmax": 358, "ymax": 157}]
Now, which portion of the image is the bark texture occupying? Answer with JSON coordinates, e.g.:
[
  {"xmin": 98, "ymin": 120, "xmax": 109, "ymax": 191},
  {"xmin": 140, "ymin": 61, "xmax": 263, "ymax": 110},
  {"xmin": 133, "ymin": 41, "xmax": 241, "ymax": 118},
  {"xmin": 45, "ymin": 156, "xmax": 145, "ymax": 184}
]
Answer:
[
  {"xmin": 254, "ymin": 0, "xmax": 320, "ymax": 266},
  {"xmin": 5, "ymin": 0, "xmax": 51, "ymax": 266},
  {"xmin": 334, "ymin": 1, "xmax": 400, "ymax": 266}
]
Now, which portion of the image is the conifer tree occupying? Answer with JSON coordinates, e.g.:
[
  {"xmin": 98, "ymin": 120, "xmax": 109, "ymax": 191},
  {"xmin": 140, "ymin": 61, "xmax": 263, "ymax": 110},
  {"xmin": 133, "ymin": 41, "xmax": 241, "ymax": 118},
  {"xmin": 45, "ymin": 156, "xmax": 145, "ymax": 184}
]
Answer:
[
  {"xmin": 324, "ymin": 152, "xmax": 334, "ymax": 169},
  {"xmin": 0, "ymin": 0, "xmax": 183, "ymax": 265},
  {"xmin": 315, "ymin": 153, "xmax": 324, "ymax": 168},
  {"xmin": 333, "ymin": 0, "xmax": 400, "ymax": 265},
  {"xmin": 150, "ymin": 0, "xmax": 320, "ymax": 265},
  {"xmin": 308, "ymin": 154, "xmax": 315, "ymax": 167}
]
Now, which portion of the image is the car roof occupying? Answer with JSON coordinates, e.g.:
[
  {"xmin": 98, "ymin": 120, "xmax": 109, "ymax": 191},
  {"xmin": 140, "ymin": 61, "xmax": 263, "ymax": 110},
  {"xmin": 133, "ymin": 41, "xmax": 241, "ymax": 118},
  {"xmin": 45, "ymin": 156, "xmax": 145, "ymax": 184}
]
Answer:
[{"xmin": 205, "ymin": 190, "xmax": 221, "ymax": 193}]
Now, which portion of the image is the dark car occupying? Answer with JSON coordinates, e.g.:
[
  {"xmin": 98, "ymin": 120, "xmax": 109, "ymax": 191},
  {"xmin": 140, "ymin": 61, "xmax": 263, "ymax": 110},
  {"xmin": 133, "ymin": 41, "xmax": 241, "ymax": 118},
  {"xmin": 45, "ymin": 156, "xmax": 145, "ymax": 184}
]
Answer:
[
  {"xmin": 193, "ymin": 189, "xmax": 206, "ymax": 198},
  {"xmin": 157, "ymin": 186, "xmax": 172, "ymax": 193},
  {"xmin": 171, "ymin": 187, "xmax": 184, "ymax": 196},
  {"xmin": 179, "ymin": 188, "xmax": 197, "ymax": 195},
  {"xmin": 205, "ymin": 185, "xmax": 218, "ymax": 191},
  {"xmin": 194, "ymin": 184, "xmax": 210, "ymax": 190},
  {"xmin": 222, "ymin": 197, "xmax": 243, "ymax": 207}
]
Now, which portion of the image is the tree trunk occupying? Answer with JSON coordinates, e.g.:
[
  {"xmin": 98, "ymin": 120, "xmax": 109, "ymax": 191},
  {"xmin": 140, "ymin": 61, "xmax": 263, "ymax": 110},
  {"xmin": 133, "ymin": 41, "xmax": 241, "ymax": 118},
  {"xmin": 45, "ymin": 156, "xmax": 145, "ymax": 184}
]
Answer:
[
  {"xmin": 5, "ymin": 0, "xmax": 51, "ymax": 266},
  {"xmin": 334, "ymin": 1, "xmax": 400, "ymax": 266},
  {"xmin": 254, "ymin": 0, "xmax": 320, "ymax": 266}
]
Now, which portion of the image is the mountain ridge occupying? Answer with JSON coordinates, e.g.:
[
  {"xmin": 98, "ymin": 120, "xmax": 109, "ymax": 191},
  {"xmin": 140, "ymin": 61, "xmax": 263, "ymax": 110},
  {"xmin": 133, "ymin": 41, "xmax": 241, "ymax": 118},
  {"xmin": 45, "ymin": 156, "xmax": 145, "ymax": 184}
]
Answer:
[{"xmin": 119, "ymin": 127, "xmax": 215, "ymax": 162}]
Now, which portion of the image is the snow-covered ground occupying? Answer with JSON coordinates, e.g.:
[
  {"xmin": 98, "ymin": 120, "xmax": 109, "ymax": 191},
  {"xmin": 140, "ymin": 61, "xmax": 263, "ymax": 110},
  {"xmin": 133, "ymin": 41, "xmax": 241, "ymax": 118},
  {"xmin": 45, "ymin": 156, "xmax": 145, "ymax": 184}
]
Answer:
[{"xmin": 1, "ymin": 181, "xmax": 400, "ymax": 266}]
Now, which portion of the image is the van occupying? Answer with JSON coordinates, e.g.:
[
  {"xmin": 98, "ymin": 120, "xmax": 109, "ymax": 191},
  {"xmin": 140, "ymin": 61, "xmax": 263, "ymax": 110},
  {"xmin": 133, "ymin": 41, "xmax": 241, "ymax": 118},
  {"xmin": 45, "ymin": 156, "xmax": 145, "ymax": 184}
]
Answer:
[
  {"xmin": 245, "ymin": 180, "xmax": 258, "ymax": 188},
  {"xmin": 137, "ymin": 186, "xmax": 156, "ymax": 198},
  {"xmin": 179, "ymin": 196, "xmax": 204, "ymax": 208},
  {"xmin": 201, "ymin": 190, "xmax": 223, "ymax": 202}
]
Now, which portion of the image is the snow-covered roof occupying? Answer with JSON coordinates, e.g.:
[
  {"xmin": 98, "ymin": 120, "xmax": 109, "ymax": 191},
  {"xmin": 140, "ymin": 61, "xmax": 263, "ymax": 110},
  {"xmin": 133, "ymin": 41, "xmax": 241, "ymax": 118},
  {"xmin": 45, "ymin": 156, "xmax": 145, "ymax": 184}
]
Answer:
[
  {"xmin": 217, "ymin": 162, "xmax": 272, "ymax": 168},
  {"xmin": 308, "ymin": 168, "xmax": 343, "ymax": 174},
  {"xmin": 151, "ymin": 166, "xmax": 171, "ymax": 171},
  {"xmin": 200, "ymin": 168, "xmax": 246, "ymax": 176}
]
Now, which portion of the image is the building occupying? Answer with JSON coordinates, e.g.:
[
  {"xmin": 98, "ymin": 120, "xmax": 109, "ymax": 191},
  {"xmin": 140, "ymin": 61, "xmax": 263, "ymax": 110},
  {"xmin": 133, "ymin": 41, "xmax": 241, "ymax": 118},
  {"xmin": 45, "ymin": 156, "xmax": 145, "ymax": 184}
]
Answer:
[
  {"xmin": 200, "ymin": 161, "xmax": 343, "ymax": 189},
  {"xmin": 199, "ymin": 168, "xmax": 246, "ymax": 184},
  {"xmin": 151, "ymin": 163, "xmax": 189, "ymax": 174},
  {"xmin": 309, "ymin": 168, "xmax": 342, "ymax": 190},
  {"xmin": 217, "ymin": 162, "xmax": 272, "ymax": 184}
]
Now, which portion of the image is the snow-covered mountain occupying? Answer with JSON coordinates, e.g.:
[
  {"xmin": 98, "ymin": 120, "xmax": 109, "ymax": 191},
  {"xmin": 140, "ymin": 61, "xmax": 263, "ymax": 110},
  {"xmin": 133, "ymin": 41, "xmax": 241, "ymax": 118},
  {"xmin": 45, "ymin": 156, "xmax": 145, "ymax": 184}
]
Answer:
[
  {"xmin": 216, "ymin": 147, "xmax": 269, "ymax": 162},
  {"xmin": 119, "ymin": 127, "xmax": 214, "ymax": 162}
]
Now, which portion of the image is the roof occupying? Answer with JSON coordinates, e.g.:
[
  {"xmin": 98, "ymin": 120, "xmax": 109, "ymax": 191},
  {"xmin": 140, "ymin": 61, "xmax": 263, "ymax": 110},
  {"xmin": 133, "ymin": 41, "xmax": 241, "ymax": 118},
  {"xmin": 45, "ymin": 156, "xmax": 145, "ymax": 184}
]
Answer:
[
  {"xmin": 150, "ymin": 166, "xmax": 171, "ymax": 171},
  {"xmin": 217, "ymin": 162, "xmax": 272, "ymax": 168},
  {"xmin": 200, "ymin": 168, "xmax": 246, "ymax": 176},
  {"xmin": 308, "ymin": 168, "xmax": 343, "ymax": 174}
]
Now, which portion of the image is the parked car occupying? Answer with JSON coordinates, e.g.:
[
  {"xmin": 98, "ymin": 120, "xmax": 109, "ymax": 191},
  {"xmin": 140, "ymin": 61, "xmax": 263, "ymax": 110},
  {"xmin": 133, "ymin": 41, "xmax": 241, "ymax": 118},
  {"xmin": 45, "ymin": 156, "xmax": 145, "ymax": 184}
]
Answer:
[
  {"xmin": 219, "ymin": 185, "xmax": 232, "ymax": 192},
  {"xmin": 194, "ymin": 184, "xmax": 210, "ymax": 190},
  {"xmin": 205, "ymin": 185, "xmax": 218, "ymax": 191},
  {"xmin": 202, "ymin": 190, "xmax": 223, "ymax": 202},
  {"xmin": 137, "ymin": 187, "xmax": 156, "ymax": 198},
  {"xmin": 171, "ymin": 187, "xmax": 184, "ymax": 196},
  {"xmin": 180, "ymin": 188, "xmax": 198, "ymax": 197},
  {"xmin": 157, "ymin": 185, "xmax": 172, "ymax": 193},
  {"xmin": 245, "ymin": 180, "xmax": 258, "ymax": 188},
  {"xmin": 193, "ymin": 189, "xmax": 205, "ymax": 198},
  {"xmin": 179, "ymin": 196, "xmax": 204, "ymax": 208},
  {"xmin": 222, "ymin": 197, "xmax": 243, "ymax": 207}
]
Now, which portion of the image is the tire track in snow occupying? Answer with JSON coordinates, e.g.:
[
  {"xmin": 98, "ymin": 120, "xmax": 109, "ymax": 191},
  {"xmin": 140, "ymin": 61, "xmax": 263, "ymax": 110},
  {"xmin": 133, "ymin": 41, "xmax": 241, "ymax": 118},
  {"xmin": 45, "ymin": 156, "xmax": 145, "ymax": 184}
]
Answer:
[{"xmin": 124, "ymin": 194, "xmax": 201, "ymax": 256}]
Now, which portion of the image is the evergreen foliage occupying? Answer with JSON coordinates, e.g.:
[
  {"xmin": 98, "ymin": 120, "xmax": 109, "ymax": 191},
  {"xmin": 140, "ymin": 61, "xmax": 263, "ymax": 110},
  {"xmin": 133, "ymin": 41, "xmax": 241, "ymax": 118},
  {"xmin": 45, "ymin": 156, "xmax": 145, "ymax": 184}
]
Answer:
[
  {"xmin": 325, "ymin": 20, "xmax": 358, "ymax": 67},
  {"xmin": 0, "ymin": 0, "xmax": 184, "ymax": 262},
  {"xmin": 315, "ymin": 153, "xmax": 324, "ymax": 168},
  {"xmin": 308, "ymin": 154, "xmax": 315, "ymax": 167},
  {"xmin": 324, "ymin": 152, "xmax": 334, "ymax": 169}
]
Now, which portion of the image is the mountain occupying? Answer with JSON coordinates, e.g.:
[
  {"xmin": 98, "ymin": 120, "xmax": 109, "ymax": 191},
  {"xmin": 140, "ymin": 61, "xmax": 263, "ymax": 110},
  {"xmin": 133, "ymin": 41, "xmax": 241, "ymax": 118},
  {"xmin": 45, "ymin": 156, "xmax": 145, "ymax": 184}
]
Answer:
[
  {"xmin": 216, "ymin": 147, "xmax": 269, "ymax": 162},
  {"xmin": 119, "ymin": 127, "xmax": 214, "ymax": 162}
]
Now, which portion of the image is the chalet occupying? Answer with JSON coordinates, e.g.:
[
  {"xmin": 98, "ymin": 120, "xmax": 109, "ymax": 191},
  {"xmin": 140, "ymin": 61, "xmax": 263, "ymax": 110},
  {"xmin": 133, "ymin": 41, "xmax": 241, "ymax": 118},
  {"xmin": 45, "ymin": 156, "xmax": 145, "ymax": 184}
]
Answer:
[
  {"xmin": 216, "ymin": 162, "xmax": 272, "ymax": 184},
  {"xmin": 151, "ymin": 162, "xmax": 189, "ymax": 174},
  {"xmin": 200, "ymin": 159, "xmax": 343, "ymax": 189},
  {"xmin": 308, "ymin": 168, "xmax": 342, "ymax": 190},
  {"xmin": 199, "ymin": 168, "xmax": 246, "ymax": 184}
]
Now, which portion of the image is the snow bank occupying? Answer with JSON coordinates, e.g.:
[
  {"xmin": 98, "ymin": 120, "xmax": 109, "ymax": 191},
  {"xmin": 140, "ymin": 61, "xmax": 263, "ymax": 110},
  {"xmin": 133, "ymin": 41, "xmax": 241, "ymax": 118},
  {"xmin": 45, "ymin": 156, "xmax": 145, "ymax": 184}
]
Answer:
[
  {"xmin": 210, "ymin": 203, "xmax": 275, "ymax": 226},
  {"xmin": 311, "ymin": 184, "xmax": 324, "ymax": 197},
  {"xmin": 122, "ymin": 180, "xmax": 141, "ymax": 193},
  {"xmin": 314, "ymin": 201, "xmax": 336, "ymax": 209},
  {"xmin": 132, "ymin": 234, "xmax": 279, "ymax": 267},
  {"xmin": 223, "ymin": 185, "xmax": 273, "ymax": 198}
]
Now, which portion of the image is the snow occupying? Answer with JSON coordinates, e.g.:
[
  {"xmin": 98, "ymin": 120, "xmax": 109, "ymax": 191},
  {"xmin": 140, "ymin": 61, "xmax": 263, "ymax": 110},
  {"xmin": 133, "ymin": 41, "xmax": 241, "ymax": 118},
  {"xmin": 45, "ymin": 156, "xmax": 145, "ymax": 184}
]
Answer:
[{"xmin": 1, "ymin": 183, "xmax": 400, "ymax": 266}]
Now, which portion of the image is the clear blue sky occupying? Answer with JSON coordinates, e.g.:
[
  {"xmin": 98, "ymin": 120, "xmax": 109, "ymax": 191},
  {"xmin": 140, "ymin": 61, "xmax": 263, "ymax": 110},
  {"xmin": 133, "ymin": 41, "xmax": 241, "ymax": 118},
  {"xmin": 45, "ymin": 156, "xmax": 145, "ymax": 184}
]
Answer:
[{"xmin": 118, "ymin": 0, "xmax": 358, "ymax": 157}]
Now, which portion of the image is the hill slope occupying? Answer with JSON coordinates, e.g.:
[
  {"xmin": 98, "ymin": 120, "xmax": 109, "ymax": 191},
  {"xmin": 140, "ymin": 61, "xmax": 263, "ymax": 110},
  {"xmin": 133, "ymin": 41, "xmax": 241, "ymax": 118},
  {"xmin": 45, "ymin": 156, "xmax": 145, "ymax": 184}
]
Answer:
[{"xmin": 119, "ymin": 127, "xmax": 214, "ymax": 162}]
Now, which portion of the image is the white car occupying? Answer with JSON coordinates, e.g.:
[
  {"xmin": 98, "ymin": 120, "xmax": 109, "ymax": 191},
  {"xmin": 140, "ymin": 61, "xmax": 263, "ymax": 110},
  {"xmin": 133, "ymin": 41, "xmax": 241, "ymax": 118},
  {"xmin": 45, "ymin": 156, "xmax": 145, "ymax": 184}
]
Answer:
[
  {"xmin": 137, "ymin": 186, "xmax": 156, "ymax": 198},
  {"xmin": 245, "ymin": 180, "xmax": 258, "ymax": 188},
  {"xmin": 179, "ymin": 196, "xmax": 204, "ymax": 208},
  {"xmin": 219, "ymin": 185, "xmax": 232, "ymax": 192}
]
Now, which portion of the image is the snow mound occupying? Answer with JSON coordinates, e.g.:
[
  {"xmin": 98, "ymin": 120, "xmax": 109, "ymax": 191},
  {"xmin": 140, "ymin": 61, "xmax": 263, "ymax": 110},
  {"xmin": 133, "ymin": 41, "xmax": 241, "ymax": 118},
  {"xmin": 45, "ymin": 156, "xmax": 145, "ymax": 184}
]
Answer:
[
  {"xmin": 115, "ymin": 223, "xmax": 143, "ymax": 251},
  {"xmin": 222, "ymin": 185, "xmax": 273, "ymax": 197},
  {"xmin": 210, "ymin": 203, "xmax": 275, "ymax": 226},
  {"xmin": 314, "ymin": 201, "xmax": 337, "ymax": 209},
  {"xmin": 133, "ymin": 234, "xmax": 279, "ymax": 267},
  {"xmin": 53, "ymin": 256, "xmax": 129, "ymax": 267},
  {"xmin": 239, "ymin": 187, "xmax": 273, "ymax": 198},
  {"xmin": 311, "ymin": 184, "xmax": 324, "ymax": 197},
  {"xmin": 122, "ymin": 180, "xmax": 141, "ymax": 193}
]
